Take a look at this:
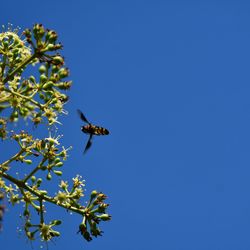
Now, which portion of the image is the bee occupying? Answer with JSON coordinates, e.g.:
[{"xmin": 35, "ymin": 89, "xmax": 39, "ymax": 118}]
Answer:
[{"xmin": 77, "ymin": 109, "xmax": 109, "ymax": 153}]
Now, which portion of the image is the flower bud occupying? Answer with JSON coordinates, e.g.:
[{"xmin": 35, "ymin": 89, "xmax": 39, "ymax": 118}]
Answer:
[
  {"xmin": 98, "ymin": 214, "xmax": 111, "ymax": 221},
  {"xmin": 39, "ymin": 65, "xmax": 47, "ymax": 74},
  {"xmin": 46, "ymin": 44, "xmax": 56, "ymax": 51},
  {"xmin": 90, "ymin": 190, "xmax": 99, "ymax": 200},
  {"xmin": 46, "ymin": 172, "xmax": 52, "ymax": 180},
  {"xmin": 58, "ymin": 68, "xmax": 69, "ymax": 78},
  {"xmin": 53, "ymin": 170, "xmax": 62, "ymax": 176},
  {"xmin": 42, "ymin": 81, "xmax": 54, "ymax": 90},
  {"xmin": 45, "ymin": 30, "xmax": 58, "ymax": 43},
  {"xmin": 33, "ymin": 24, "xmax": 45, "ymax": 40},
  {"xmin": 37, "ymin": 178, "xmax": 42, "ymax": 185},
  {"xmin": 3, "ymin": 41, "xmax": 9, "ymax": 48},
  {"xmin": 50, "ymin": 230, "xmax": 60, "ymax": 237},
  {"xmin": 23, "ymin": 29, "xmax": 32, "ymax": 38},
  {"xmin": 24, "ymin": 159, "xmax": 32, "ymax": 165},
  {"xmin": 51, "ymin": 56, "xmax": 64, "ymax": 65},
  {"xmin": 39, "ymin": 74, "xmax": 47, "ymax": 83},
  {"xmin": 31, "ymin": 176, "xmax": 36, "ymax": 183},
  {"xmin": 78, "ymin": 223, "xmax": 92, "ymax": 242},
  {"xmin": 53, "ymin": 43, "xmax": 63, "ymax": 50},
  {"xmin": 54, "ymin": 158, "xmax": 61, "ymax": 164},
  {"xmin": 55, "ymin": 162, "xmax": 63, "ymax": 167}
]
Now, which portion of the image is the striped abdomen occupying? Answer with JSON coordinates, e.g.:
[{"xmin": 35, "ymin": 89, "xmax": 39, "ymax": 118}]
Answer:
[{"xmin": 81, "ymin": 124, "xmax": 109, "ymax": 135}]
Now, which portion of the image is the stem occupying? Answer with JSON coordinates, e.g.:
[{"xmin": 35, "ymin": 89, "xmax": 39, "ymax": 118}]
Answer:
[
  {"xmin": 0, "ymin": 148, "xmax": 25, "ymax": 167},
  {"xmin": 0, "ymin": 171, "xmax": 86, "ymax": 215},
  {"xmin": 4, "ymin": 88, "xmax": 43, "ymax": 108},
  {"xmin": 23, "ymin": 157, "xmax": 47, "ymax": 183},
  {"xmin": 3, "ymin": 54, "xmax": 37, "ymax": 84},
  {"xmin": 39, "ymin": 199, "xmax": 44, "ymax": 223}
]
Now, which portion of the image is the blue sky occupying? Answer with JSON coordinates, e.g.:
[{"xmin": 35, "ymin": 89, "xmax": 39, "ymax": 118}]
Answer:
[{"xmin": 1, "ymin": 1, "xmax": 250, "ymax": 249}]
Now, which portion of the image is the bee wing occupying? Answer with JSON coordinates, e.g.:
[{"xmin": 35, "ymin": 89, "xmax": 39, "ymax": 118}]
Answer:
[
  {"xmin": 77, "ymin": 109, "xmax": 90, "ymax": 124},
  {"xmin": 84, "ymin": 134, "xmax": 93, "ymax": 154}
]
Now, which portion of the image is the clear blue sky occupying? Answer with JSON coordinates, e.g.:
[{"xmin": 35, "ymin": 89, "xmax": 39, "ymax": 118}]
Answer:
[{"xmin": 1, "ymin": 1, "xmax": 250, "ymax": 249}]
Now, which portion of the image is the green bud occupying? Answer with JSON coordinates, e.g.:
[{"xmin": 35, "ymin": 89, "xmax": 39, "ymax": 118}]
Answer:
[
  {"xmin": 98, "ymin": 214, "xmax": 111, "ymax": 221},
  {"xmin": 16, "ymin": 58, "xmax": 22, "ymax": 63},
  {"xmin": 19, "ymin": 107, "xmax": 29, "ymax": 116},
  {"xmin": 53, "ymin": 43, "xmax": 63, "ymax": 50},
  {"xmin": 40, "ymin": 74, "xmax": 47, "ymax": 83},
  {"xmin": 51, "ymin": 56, "xmax": 64, "ymax": 65},
  {"xmin": 56, "ymin": 81, "xmax": 72, "ymax": 90},
  {"xmin": 58, "ymin": 68, "xmax": 69, "ymax": 78},
  {"xmin": 24, "ymin": 159, "xmax": 32, "ymax": 165},
  {"xmin": 53, "ymin": 170, "xmax": 62, "ymax": 176},
  {"xmin": 33, "ymin": 204, "xmax": 41, "ymax": 212},
  {"xmin": 45, "ymin": 30, "xmax": 58, "ymax": 43},
  {"xmin": 12, "ymin": 111, "xmax": 18, "ymax": 118},
  {"xmin": 97, "ymin": 203, "xmax": 109, "ymax": 213},
  {"xmin": 50, "ymin": 98, "xmax": 58, "ymax": 104},
  {"xmin": 26, "ymin": 104, "xmax": 35, "ymax": 111},
  {"xmin": 18, "ymin": 155, "xmax": 24, "ymax": 162},
  {"xmin": 37, "ymin": 178, "xmax": 42, "ymax": 185},
  {"xmin": 46, "ymin": 44, "xmax": 56, "ymax": 51},
  {"xmin": 3, "ymin": 41, "xmax": 9, "ymax": 48},
  {"xmin": 42, "ymin": 81, "xmax": 53, "ymax": 90},
  {"xmin": 23, "ymin": 29, "xmax": 32, "ymax": 38},
  {"xmin": 54, "ymin": 158, "xmax": 61, "ymax": 163},
  {"xmin": 90, "ymin": 190, "xmax": 99, "ymax": 200},
  {"xmin": 78, "ymin": 223, "xmax": 93, "ymax": 241},
  {"xmin": 12, "ymin": 48, "xmax": 19, "ymax": 54},
  {"xmin": 46, "ymin": 172, "xmax": 52, "ymax": 180},
  {"xmin": 55, "ymin": 162, "xmax": 63, "ymax": 167},
  {"xmin": 33, "ymin": 24, "xmax": 45, "ymax": 40},
  {"xmin": 26, "ymin": 231, "xmax": 35, "ymax": 240},
  {"xmin": 31, "ymin": 176, "xmax": 36, "ymax": 183},
  {"xmin": 51, "ymin": 65, "xmax": 59, "ymax": 73},
  {"xmin": 50, "ymin": 230, "xmax": 60, "ymax": 237},
  {"xmin": 39, "ymin": 65, "xmax": 47, "ymax": 74}
]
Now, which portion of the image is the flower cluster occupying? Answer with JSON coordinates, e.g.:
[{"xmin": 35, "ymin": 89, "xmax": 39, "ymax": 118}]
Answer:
[
  {"xmin": 79, "ymin": 190, "xmax": 111, "ymax": 241},
  {"xmin": 0, "ymin": 24, "xmax": 111, "ymax": 244},
  {"xmin": 0, "ymin": 130, "xmax": 111, "ymax": 242},
  {"xmin": 0, "ymin": 24, "xmax": 71, "ymax": 125}
]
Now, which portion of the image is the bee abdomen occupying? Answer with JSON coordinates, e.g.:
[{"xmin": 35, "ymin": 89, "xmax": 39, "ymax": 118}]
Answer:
[
  {"xmin": 82, "ymin": 125, "xmax": 109, "ymax": 135},
  {"xmin": 94, "ymin": 126, "xmax": 109, "ymax": 135}
]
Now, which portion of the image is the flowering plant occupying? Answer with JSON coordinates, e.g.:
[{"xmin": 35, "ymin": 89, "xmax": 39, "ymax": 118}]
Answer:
[{"xmin": 0, "ymin": 24, "xmax": 111, "ymax": 243}]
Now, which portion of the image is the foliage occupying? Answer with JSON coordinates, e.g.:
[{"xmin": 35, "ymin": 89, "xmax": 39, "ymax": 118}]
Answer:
[{"xmin": 0, "ymin": 24, "xmax": 111, "ymax": 243}]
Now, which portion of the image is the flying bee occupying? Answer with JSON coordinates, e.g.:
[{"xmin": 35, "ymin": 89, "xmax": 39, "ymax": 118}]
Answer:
[{"xmin": 77, "ymin": 109, "xmax": 109, "ymax": 153}]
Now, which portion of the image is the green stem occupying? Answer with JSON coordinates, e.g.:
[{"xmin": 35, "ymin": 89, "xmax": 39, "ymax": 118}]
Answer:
[
  {"xmin": 39, "ymin": 199, "xmax": 44, "ymax": 223},
  {"xmin": 3, "ymin": 54, "xmax": 37, "ymax": 84},
  {"xmin": 23, "ymin": 157, "xmax": 47, "ymax": 183},
  {"xmin": 0, "ymin": 171, "xmax": 85, "ymax": 215},
  {"xmin": 4, "ymin": 88, "xmax": 43, "ymax": 108},
  {"xmin": 0, "ymin": 148, "xmax": 25, "ymax": 167}
]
